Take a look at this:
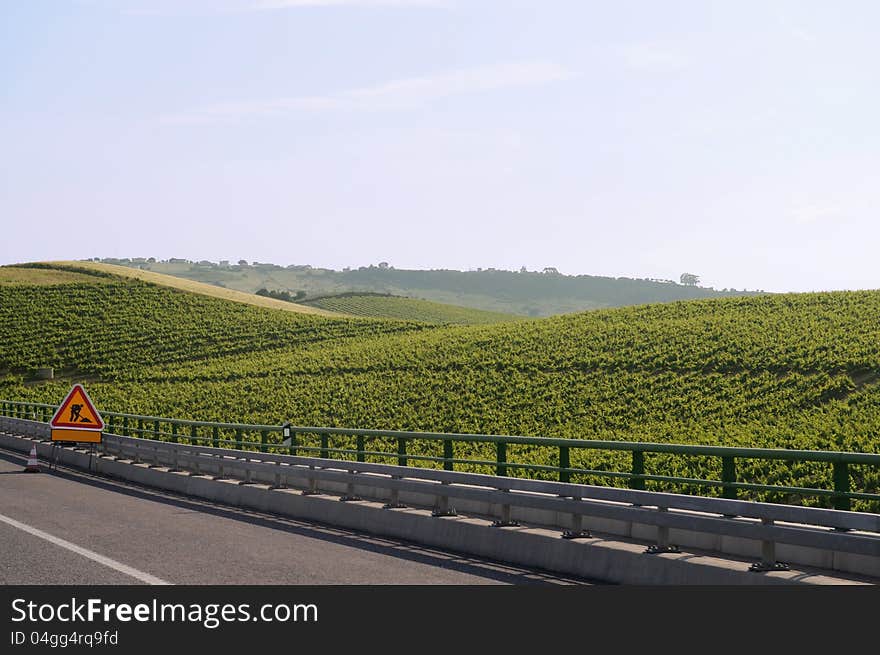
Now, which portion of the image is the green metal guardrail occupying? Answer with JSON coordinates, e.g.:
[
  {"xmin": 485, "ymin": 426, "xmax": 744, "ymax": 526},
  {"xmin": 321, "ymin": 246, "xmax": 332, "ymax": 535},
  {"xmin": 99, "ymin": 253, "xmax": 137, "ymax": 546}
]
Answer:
[{"xmin": 3, "ymin": 399, "xmax": 879, "ymax": 512}]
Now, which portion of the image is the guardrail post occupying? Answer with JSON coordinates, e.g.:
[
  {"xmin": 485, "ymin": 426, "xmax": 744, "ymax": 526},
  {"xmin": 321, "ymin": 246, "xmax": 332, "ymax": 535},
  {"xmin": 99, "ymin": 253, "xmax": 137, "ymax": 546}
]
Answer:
[
  {"xmin": 320, "ymin": 433, "xmax": 329, "ymax": 459},
  {"xmin": 122, "ymin": 416, "xmax": 129, "ymax": 437},
  {"xmin": 212, "ymin": 426, "xmax": 219, "ymax": 449},
  {"xmin": 235, "ymin": 428, "xmax": 243, "ymax": 449},
  {"xmin": 170, "ymin": 443, "xmax": 180, "ymax": 472},
  {"xmin": 137, "ymin": 418, "xmax": 143, "ymax": 439},
  {"xmin": 260, "ymin": 429, "xmax": 269, "ymax": 454},
  {"xmin": 721, "ymin": 456, "xmax": 737, "ymax": 500},
  {"xmin": 645, "ymin": 507, "xmax": 680, "ymax": 554},
  {"xmin": 153, "ymin": 420, "xmax": 160, "ymax": 441},
  {"xmin": 383, "ymin": 476, "xmax": 407, "ymax": 509},
  {"xmin": 833, "ymin": 462, "xmax": 851, "ymax": 511},
  {"xmin": 190, "ymin": 424, "xmax": 198, "ymax": 446},
  {"xmin": 431, "ymin": 483, "xmax": 457, "ymax": 517},
  {"xmin": 630, "ymin": 450, "xmax": 645, "ymax": 490},
  {"xmin": 496, "ymin": 441, "xmax": 508, "ymax": 477},
  {"xmin": 490, "ymin": 479, "xmax": 520, "ymax": 527},
  {"xmin": 301, "ymin": 463, "xmax": 319, "ymax": 495},
  {"xmin": 562, "ymin": 496, "xmax": 591, "ymax": 539},
  {"xmin": 559, "ymin": 446, "xmax": 570, "ymax": 483},
  {"xmin": 108, "ymin": 415, "xmax": 116, "ymax": 436},
  {"xmin": 749, "ymin": 518, "xmax": 790, "ymax": 572},
  {"xmin": 171, "ymin": 422, "xmax": 179, "ymax": 444},
  {"xmin": 397, "ymin": 437, "xmax": 407, "ymax": 467},
  {"xmin": 491, "ymin": 500, "xmax": 519, "ymax": 527},
  {"xmin": 340, "ymin": 477, "xmax": 362, "ymax": 502},
  {"xmin": 356, "ymin": 435, "xmax": 365, "ymax": 463},
  {"xmin": 270, "ymin": 460, "xmax": 286, "ymax": 490},
  {"xmin": 213, "ymin": 454, "xmax": 227, "ymax": 480},
  {"xmin": 443, "ymin": 439, "xmax": 453, "ymax": 471}
]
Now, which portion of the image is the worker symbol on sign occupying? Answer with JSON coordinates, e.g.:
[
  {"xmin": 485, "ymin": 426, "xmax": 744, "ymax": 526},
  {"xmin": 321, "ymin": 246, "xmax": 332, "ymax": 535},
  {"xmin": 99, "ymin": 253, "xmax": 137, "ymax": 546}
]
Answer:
[
  {"xmin": 69, "ymin": 404, "xmax": 93, "ymax": 424},
  {"xmin": 50, "ymin": 384, "xmax": 105, "ymax": 433}
]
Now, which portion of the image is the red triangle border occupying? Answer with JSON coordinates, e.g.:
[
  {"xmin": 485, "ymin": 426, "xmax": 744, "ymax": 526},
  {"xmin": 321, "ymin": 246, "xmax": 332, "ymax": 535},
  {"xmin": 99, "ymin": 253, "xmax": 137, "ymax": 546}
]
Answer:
[{"xmin": 50, "ymin": 384, "xmax": 105, "ymax": 431}]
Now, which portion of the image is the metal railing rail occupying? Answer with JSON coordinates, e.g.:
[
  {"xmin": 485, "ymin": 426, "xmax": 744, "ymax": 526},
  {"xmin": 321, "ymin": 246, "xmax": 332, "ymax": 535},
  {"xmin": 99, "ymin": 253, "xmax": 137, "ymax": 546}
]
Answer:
[
  {"xmin": 2, "ymin": 417, "xmax": 879, "ymax": 573},
  {"xmin": 43, "ymin": 429, "xmax": 880, "ymax": 569},
  {"xmin": 3, "ymin": 399, "xmax": 879, "ymax": 511}
]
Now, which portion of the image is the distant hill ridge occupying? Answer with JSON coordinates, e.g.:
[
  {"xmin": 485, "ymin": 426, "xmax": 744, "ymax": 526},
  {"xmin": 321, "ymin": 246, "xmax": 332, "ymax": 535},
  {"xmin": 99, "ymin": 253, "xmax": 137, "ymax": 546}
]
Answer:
[{"xmin": 94, "ymin": 258, "xmax": 765, "ymax": 316}]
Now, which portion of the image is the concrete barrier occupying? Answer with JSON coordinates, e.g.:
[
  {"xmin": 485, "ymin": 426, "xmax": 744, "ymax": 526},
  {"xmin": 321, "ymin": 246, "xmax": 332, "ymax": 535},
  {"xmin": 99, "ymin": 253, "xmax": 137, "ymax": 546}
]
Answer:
[{"xmin": 0, "ymin": 418, "xmax": 876, "ymax": 585}]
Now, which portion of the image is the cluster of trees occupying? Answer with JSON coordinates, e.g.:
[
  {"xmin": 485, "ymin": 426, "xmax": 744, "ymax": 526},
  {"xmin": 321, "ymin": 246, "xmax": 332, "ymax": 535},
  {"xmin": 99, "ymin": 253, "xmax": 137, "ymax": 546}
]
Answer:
[{"xmin": 255, "ymin": 288, "xmax": 307, "ymax": 303}]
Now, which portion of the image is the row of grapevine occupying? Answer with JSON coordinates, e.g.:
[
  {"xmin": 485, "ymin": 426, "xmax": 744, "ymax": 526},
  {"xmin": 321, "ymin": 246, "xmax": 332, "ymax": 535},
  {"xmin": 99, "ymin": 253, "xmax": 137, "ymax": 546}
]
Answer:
[
  {"xmin": 303, "ymin": 293, "xmax": 520, "ymax": 324},
  {"xmin": 2, "ymin": 271, "xmax": 879, "ymax": 508}
]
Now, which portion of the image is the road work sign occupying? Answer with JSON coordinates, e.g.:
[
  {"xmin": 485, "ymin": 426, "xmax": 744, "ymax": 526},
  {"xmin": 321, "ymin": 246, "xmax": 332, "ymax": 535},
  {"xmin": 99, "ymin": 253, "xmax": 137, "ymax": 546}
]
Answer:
[{"xmin": 50, "ymin": 384, "xmax": 104, "ymax": 443}]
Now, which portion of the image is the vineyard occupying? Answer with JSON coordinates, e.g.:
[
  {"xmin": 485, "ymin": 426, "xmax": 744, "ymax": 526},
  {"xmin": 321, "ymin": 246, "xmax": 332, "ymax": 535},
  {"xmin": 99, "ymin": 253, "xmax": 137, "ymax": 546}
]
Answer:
[
  {"xmin": 0, "ymin": 271, "xmax": 428, "ymax": 379},
  {"xmin": 301, "ymin": 292, "xmax": 521, "ymax": 324},
  {"xmin": 2, "ymin": 264, "xmax": 879, "ymax": 508}
]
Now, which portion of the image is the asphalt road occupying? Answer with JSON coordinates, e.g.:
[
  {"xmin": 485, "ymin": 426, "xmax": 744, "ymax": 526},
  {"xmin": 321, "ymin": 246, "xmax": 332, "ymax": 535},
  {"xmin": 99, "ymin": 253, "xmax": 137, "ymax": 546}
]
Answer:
[{"xmin": 0, "ymin": 450, "xmax": 590, "ymax": 585}]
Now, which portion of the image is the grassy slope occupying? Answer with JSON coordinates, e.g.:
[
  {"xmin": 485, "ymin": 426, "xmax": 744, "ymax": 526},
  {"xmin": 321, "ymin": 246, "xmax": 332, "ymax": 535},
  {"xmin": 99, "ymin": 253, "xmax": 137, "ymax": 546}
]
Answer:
[
  {"xmin": 2, "ymin": 265, "xmax": 879, "ymax": 506},
  {"xmin": 302, "ymin": 293, "xmax": 521, "ymax": 324},
  {"xmin": 48, "ymin": 261, "xmax": 340, "ymax": 317},
  {"xmin": 0, "ymin": 266, "xmax": 111, "ymax": 286}
]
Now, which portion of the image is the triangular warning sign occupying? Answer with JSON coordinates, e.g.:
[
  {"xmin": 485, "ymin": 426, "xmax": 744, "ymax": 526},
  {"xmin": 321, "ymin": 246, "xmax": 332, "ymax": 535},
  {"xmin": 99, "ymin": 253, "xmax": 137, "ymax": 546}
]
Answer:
[{"xmin": 50, "ymin": 384, "xmax": 105, "ymax": 431}]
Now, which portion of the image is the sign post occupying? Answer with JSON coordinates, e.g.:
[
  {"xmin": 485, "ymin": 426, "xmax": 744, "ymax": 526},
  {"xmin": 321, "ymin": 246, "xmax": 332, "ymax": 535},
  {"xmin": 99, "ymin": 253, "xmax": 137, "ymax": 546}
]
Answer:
[{"xmin": 50, "ymin": 384, "xmax": 104, "ymax": 444}]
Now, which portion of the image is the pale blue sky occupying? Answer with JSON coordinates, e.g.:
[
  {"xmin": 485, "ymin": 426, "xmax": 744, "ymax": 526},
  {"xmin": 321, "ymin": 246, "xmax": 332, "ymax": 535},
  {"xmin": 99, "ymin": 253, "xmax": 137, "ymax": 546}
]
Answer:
[{"xmin": 2, "ymin": 1, "xmax": 878, "ymax": 292}]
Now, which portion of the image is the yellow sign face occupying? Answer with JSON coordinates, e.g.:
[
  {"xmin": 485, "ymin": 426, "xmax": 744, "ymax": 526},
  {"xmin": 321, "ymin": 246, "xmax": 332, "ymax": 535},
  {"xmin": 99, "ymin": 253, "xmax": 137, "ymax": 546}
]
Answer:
[
  {"xmin": 51, "ymin": 428, "xmax": 102, "ymax": 443},
  {"xmin": 50, "ymin": 384, "xmax": 104, "ymax": 443},
  {"xmin": 50, "ymin": 384, "xmax": 105, "ymax": 431}
]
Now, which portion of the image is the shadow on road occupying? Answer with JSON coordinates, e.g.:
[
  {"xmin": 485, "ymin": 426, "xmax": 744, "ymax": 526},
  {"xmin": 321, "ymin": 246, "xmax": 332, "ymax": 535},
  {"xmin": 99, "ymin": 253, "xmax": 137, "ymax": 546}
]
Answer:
[{"xmin": 0, "ymin": 450, "xmax": 596, "ymax": 585}]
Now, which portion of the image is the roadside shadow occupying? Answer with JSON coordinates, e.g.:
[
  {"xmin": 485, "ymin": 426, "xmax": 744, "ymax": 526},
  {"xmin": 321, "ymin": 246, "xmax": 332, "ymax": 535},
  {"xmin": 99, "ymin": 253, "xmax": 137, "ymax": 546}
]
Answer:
[{"xmin": 0, "ymin": 450, "xmax": 598, "ymax": 585}]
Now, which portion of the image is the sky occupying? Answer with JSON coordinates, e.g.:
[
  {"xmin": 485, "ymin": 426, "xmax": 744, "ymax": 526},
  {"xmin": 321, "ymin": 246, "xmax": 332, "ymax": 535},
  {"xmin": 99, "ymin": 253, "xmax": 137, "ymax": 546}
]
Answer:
[{"xmin": 2, "ymin": 0, "xmax": 879, "ymax": 293}]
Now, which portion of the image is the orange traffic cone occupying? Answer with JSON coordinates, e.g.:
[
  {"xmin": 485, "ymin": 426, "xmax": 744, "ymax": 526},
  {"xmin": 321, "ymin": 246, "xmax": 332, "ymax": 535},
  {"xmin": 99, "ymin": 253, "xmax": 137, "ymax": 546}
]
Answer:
[{"xmin": 24, "ymin": 446, "xmax": 40, "ymax": 473}]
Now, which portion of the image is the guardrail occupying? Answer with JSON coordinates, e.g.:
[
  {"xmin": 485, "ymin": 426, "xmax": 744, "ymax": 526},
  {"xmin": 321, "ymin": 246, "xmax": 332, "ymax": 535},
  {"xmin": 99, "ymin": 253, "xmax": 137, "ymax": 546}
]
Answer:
[
  {"xmin": 3, "ymin": 398, "xmax": 879, "ymax": 512},
  {"xmin": 3, "ymin": 418, "xmax": 877, "ymax": 576}
]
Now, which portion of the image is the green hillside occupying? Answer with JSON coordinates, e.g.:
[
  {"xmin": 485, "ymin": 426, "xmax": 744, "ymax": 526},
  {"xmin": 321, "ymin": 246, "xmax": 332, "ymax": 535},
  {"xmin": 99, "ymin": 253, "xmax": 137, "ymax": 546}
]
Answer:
[
  {"xmin": 95, "ymin": 257, "xmax": 764, "ymax": 317},
  {"xmin": 301, "ymin": 292, "xmax": 521, "ymax": 324},
  {"xmin": 0, "ymin": 267, "xmax": 427, "ymax": 380},
  {"xmin": 1, "ymin": 263, "xmax": 878, "ymax": 508}
]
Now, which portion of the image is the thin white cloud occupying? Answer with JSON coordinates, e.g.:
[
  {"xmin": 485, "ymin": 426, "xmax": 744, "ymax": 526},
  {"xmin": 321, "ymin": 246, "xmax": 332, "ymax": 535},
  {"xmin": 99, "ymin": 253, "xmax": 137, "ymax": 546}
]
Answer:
[
  {"xmin": 789, "ymin": 204, "xmax": 844, "ymax": 226},
  {"xmin": 618, "ymin": 44, "xmax": 688, "ymax": 73},
  {"xmin": 776, "ymin": 12, "xmax": 817, "ymax": 43},
  {"xmin": 161, "ymin": 62, "xmax": 578, "ymax": 124}
]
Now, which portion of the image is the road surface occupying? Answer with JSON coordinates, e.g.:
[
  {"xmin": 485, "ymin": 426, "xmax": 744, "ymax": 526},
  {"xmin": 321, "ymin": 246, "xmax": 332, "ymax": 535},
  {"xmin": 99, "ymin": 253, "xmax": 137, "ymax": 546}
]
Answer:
[{"xmin": 0, "ymin": 449, "xmax": 591, "ymax": 585}]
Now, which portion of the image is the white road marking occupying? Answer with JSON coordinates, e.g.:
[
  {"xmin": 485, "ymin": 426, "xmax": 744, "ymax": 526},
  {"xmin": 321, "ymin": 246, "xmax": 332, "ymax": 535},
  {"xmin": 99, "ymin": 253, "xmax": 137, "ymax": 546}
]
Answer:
[{"xmin": 0, "ymin": 512, "xmax": 170, "ymax": 585}]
